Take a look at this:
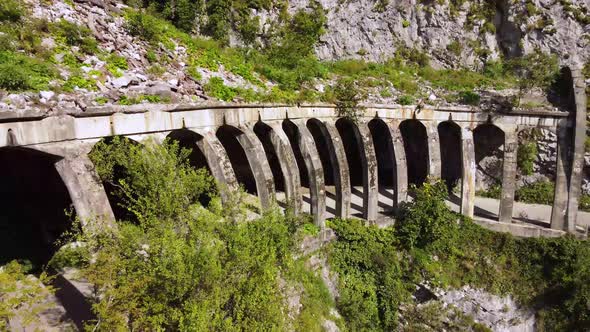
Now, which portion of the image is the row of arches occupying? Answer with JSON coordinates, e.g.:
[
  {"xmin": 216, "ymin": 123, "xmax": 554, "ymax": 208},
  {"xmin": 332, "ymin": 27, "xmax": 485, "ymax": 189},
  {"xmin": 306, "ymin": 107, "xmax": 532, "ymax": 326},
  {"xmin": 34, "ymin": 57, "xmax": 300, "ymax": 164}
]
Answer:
[{"xmin": 0, "ymin": 117, "xmax": 559, "ymax": 269}]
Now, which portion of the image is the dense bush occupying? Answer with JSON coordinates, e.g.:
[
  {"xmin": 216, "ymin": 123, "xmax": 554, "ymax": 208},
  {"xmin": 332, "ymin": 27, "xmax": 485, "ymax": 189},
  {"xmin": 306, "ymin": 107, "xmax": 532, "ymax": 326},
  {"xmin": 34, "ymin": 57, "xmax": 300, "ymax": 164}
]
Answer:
[
  {"xmin": 0, "ymin": 51, "xmax": 56, "ymax": 91},
  {"xmin": 517, "ymin": 141, "xmax": 538, "ymax": 175},
  {"xmin": 329, "ymin": 180, "xmax": 590, "ymax": 331},
  {"xmin": 515, "ymin": 180, "xmax": 554, "ymax": 205},
  {"xmin": 0, "ymin": 0, "xmax": 23, "ymax": 23},
  {"xmin": 331, "ymin": 78, "xmax": 365, "ymax": 122}
]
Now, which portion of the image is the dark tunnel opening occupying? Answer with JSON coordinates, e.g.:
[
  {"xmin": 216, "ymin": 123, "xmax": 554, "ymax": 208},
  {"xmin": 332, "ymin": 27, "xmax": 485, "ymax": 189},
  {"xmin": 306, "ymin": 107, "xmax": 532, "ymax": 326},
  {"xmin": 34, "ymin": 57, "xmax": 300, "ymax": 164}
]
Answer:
[
  {"xmin": 167, "ymin": 129, "xmax": 215, "ymax": 206},
  {"xmin": 254, "ymin": 122, "xmax": 286, "ymax": 192},
  {"xmin": 368, "ymin": 119, "xmax": 396, "ymax": 187},
  {"xmin": 438, "ymin": 121, "xmax": 463, "ymax": 192},
  {"xmin": 307, "ymin": 119, "xmax": 335, "ymax": 186},
  {"xmin": 336, "ymin": 118, "xmax": 364, "ymax": 187},
  {"xmin": 283, "ymin": 120, "xmax": 310, "ymax": 187},
  {"xmin": 400, "ymin": 120, "xmax": 429, "ymax": 186},
  {"xmin": 0, "ymin": 147, "xmax": 74, "ymax": 271},
  {"xmin": 216, "ymin": 125, "xmax": 258, "ymax": 194}
]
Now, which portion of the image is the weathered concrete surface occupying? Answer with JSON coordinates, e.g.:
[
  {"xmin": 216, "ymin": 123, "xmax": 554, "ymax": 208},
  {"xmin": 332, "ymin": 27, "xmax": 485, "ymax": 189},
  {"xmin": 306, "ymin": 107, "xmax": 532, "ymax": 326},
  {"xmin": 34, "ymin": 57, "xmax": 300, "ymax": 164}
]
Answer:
[
  {"xmin": 551, "ymin": 121, "xmax": 570, "ymax": 230},
  {"xmin": 426, "ymin": 122, "xmax": 442, "ymax": 179},
  {"xmin": 292, "ymin": 120, "xmax": 327, "ymax": 227},
  {"xmin": 460, "ymin": 127, "xmax": 476, "ymax": 218},
  {"xmin": 195, "ymin": 130, "xmax": 239, "ymax": 202},
  {"xmin": 267, "ymin": 122, "xmax": 303, "ymax": 214},
  {"xmin": 54, "ymin": 154, "xmax": 115, "ymax": 231},
  {"xmin": 388, "ymin": 120, "xmax": 408, "ymax": 206},
  {"xmin": 236, "ymin": 125, "xmax": 276, "ymax": 209},
  {"xmin": 499, "ymin": 127, "xmax": 518, "ymax": 224},
  {"xmin": 566, "ymin": 68, "xmax": 588, "ymax": 233},
  {"xmin": 319, "ymin": 120, "xmax": 351, "ymax": 218},
  {"xmin": 355, "ymin": 121, "xmax": 379, "ymax": 222}
]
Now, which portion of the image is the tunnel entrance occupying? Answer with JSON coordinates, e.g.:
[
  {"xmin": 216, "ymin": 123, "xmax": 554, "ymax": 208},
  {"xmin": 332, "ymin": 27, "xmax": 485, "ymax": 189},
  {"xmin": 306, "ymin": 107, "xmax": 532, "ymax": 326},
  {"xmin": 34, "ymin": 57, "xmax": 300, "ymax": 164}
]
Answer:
[
  {"xmin": 438, "ymin": 121, "xmax": 462, "ymax": 193},
  {"xmin": 216, "ymin": 125, "xmax": 258, "ymax": 194},
  {"xmin": 0, "ymin": 148, "xmax": 74, "ymax": 271},
  {"xmin": 400, "ymin": 120, "xmax": 429, "ymax": 186},
  {"xmin": 167, "ymin": 129, "xmax": 215, "ymax": 206},
  {"xmin": 254, "ymin": 122, "xmax": 286, "ymax": 193},
  {"xmin": 307, "ymin": 119, "xmax": 335, "ymax": 186},
  {"xmin": 336, "ymin": 118, "xmax": 364, "ymax": 187}
]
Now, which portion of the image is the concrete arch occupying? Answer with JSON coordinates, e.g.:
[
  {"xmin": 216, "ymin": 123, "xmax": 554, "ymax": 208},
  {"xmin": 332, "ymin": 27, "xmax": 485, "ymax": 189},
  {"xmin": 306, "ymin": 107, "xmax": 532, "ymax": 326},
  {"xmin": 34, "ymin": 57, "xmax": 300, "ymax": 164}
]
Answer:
[
  {"xmin": 336, "ymin": 118, "xmax": 378, "ymax": 221},
  {"xmin": 426, "ymin": 122, "xmax": 442, "ymax": 179},
  {"xmin": 399, "ymin": 119, "xmax": 429, "ymax": 186},
  {"xmin": 368, "ymin": 118, "xmax": 399, "ymax": 212},
  {"xmin": 216, "ymin": 124, "xmax": 275, "ymax": 209},
  {"xmin": 307, "ymin": 118, "xmax": 351, "ymax": 218},
  {"xmin": 0, "ymin": 147, "xmax": 75, "ymax": 270},
  {"xmin": 438, "ymin": 121, "xmax": 463, "ymax": 192},
  {"xmin": 254, "ymin": 121, "xmax": 302, "ymax": 213},
  {"xmin": 283, "ymin": 119, "xmax": 326, "ymax": 226}
]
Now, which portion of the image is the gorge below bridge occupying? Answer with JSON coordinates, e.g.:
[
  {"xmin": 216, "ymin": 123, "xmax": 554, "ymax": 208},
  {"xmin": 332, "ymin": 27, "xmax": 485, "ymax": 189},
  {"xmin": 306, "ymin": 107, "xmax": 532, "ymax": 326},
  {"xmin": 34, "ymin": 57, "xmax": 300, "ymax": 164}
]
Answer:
[{"xmin": 0, "ymin": 68, "xmax": 587, "ymax": 268}]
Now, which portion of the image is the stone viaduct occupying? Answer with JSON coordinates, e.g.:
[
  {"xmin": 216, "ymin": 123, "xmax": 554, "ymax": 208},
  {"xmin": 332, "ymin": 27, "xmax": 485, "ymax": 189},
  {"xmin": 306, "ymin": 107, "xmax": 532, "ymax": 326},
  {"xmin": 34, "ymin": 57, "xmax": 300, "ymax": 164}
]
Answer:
[{"xmin": 0, "ymin": 69, "xmax": 587, "ymax": 265}]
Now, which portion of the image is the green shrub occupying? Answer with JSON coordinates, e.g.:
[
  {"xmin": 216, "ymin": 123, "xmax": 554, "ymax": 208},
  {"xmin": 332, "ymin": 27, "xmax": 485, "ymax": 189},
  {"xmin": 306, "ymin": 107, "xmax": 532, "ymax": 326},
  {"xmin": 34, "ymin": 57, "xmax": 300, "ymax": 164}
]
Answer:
[
  {"xmin": 332, "ymin": 78, "xmax": 365, "ymax": 122},
  {"xmin": 51, "ymin": 19, "xmax": 98, "ymax": 54},
  {"xmin": 580, "ymin": 194, "xmax": 590, "ymax": 212},
  {"xmin": 476, "ymin": 184, "xmax": 501, "ymax": 199},
  {"xmin": 0, "ymin": 52, "xmax": 56, "ymax": 91},
  {"xmin": 446, "ymin": 40, "xmax": 463, "ymax": 56},
  {"xmin": 515, "ymin": 181, "xmax": 554, "ymax": 205},
  {"xmin": 126, "ymin": 11, "xmax": 160, "ymax": 43},
  {"xmin": 204, "ymin": 77, "xmax": 237, "ymax": 101},
  {"xmin": 0, "ymin": 64, "xmax": 29, "ymax": 90},
  {"xmin": 517, "ymin": 141, "xmax": 538, "ymax": 176},
  {"xmin": 459, "ymin": 90, "xmax": 480, "ymax": 105},
  {"xmin": 397, "ymin": 94, "xmax": 414, "ymax": 105},
  {"xmin": 0, "ymin": 0, "xmax": 23, "ymax": 22}
]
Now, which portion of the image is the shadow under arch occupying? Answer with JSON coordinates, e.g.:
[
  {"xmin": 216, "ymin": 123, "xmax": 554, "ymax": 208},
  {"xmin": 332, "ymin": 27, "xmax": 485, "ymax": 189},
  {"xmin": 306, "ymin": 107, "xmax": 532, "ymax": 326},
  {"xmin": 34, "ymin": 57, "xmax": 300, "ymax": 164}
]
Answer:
[
  {"xmin": 438, "ymin": 121, "xmax": 463, "ymax": 192},
  {"xmin": 368, "ymin": 118, "xmax": 397, "ymax": 210},
  {"xmin": 283, "ymin": 119, "xmax": 309, "ymax": 188},
  {"xmin": 253, "ymin": 122, "xmax": 286, "ymax": 193},
  {"xmin": 216, "ymin": 125, "xmax": 258, "ymax": 194},
  {"xmin": 0, "ymin": 147, "xmax": 74, "ymax": 271},
  {"xmin": 399, "ymin": 119, "xmax": 429, "ymax": 186}
]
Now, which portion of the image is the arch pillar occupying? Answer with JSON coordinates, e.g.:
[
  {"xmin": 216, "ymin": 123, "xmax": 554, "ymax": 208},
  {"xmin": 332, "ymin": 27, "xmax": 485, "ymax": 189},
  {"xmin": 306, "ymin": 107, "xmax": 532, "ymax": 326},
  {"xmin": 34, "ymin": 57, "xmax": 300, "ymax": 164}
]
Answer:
[
  {"xmin": 267, "ymin": 122, "xmax": 302, "ymax": 214},
  {"xmin": 426, "ymin": 122, "xmax": 442, "ymax": 179},
  {"xmin": 236, "ymin": 124, "xmax": 276, "ymax": 209},
  {"xmin": 460, "ymin": 126, "xmax": 476, "ymax": 218},
  {"xmin": 321, "ymin": 120, "xmax": 351, "ymax": 218},
  {"xmin": 55, "ymin": 154, "xmax": 116, "ymax": 231},
  {"xmin": 194, "ymin": 129, "xmax": 239, "ymax": 202},
  {"xmin": 499, "ymin": 125, "xmax": 518, "ymax": 223},
  {"xmin": 355, "ymin": 121, "xmax": 379, "ymax": 222},
  {"xmin": 551, "ymin": 121, "xmax": 569, "ymax": 230},
  {"xmin": 292, "ymin": 119, "xmax": 326, "ymax": 227},
  {"xmin": 388, "ymin": 120, "xmax": 408, "ymax": 208}
]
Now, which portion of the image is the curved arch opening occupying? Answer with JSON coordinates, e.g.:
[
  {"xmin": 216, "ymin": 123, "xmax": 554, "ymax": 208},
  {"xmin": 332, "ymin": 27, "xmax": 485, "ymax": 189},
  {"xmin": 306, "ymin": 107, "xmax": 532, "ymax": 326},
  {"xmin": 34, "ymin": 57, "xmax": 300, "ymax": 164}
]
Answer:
[
  {"xmin": 400, "ymin": 120, "xmax": 429, "ymax": 186},
  {"xmin": 438, "ymin": 121, "xmax": 463, "ymax": 193},
  {"xmin": 216, "ymin": 125, "xmax": 258, "ymax": 194},
  {"xmin": 167, "ymin": 129, "xmax": 214, "ymax": 206},
  {"xmin": 336, "ymin": 118, "xmax": 363, "ymax": 188},
  {"xmin": 254, "ymin": 122, "xmax": 286, "ymax": 201},
  {"xmin": 0, "ymin": 147, "xmax": 74, "ymax": 271},
  {"xmin": 307, "ymin": 119, "xmax": 338, "ymax": 216},
  {"xmin": 90, "ymin": 136, "xmax": 140, "ymax": 223},
  {"xmin": 369, "ymin": 119, "xmax": 397, "ymax": 211},
  {"xmin": 474, "ymin": 124, "xmax": 505, "ymax": 221}
]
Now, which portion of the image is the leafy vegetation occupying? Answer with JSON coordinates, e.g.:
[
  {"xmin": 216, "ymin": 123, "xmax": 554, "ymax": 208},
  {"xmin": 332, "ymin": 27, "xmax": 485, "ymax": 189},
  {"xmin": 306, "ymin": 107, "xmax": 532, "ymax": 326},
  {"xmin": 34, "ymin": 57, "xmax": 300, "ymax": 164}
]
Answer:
[
  {"xmin": 329, "ymin": 180, "xmax": 590, "ymax": 331},
  {"xmin": 517, "ymin": 141, "xmax": 538, "ymax": 175}
]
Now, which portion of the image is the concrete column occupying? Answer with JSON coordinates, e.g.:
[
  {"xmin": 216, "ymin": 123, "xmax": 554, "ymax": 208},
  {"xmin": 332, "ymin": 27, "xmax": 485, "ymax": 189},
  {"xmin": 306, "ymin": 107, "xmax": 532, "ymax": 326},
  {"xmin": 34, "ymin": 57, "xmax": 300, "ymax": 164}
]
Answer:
[
  {"xmin": 388, "ymin": 121, "xmax": 408, "ymax": 208},
  {"xmin": 551, "ymin": 122, "xmax": 569, "ymax": 230},
  {"xmin": 236, "ymin": 125, "xmax": 275, "ymax": 209},
  {"xmin": 55, "ymin": 154, "xmax": 116, "ymax": 231},
  {"xmin": 355, "ymin": 121, "xmax": 379, "ymax": 222},
  {"xmin": 460, "ymin": 126, "xmax": 476, "ymax": 218},
  {"xmin": 320, "ymin": 120, "xmax": 351, "ymax": 218},
  {"xmin": 565, "ymin": 68, "xmax": 588, "ymax": 232},
  {"xmin": 426, "ymin": 122, "xmax": 442, "ymax": 179},
  {"xmin": 267, "ymin": 122, "xmax": 303, "ymax": 214},
  {"xmin": 293, "ymin": 120, "xmax": 326, "ymax": 227},
  {"xmin": 195, "ymin": 130, "xmax": 239, "ymax": 202},
  {"xmin": 499, "ymin": 126, "xmax": 518, "ymax": 223}
]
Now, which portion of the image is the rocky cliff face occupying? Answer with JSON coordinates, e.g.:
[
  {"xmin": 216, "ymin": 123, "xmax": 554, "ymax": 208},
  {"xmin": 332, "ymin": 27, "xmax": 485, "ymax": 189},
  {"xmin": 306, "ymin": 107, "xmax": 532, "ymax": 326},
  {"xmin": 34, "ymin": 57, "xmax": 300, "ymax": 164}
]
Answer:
[{"xmin": 281, "ymin": 0, "xmax": 590, "ymax": 69}]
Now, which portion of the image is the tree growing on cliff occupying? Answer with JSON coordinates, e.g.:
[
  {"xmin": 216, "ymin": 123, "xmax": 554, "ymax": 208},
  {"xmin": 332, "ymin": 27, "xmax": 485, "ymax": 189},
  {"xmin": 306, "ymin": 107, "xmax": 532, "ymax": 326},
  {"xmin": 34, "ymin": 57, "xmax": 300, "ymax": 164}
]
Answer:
[{"xmin": 507, "ymin": 49, "xmax": 559, "ymax": 107}]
